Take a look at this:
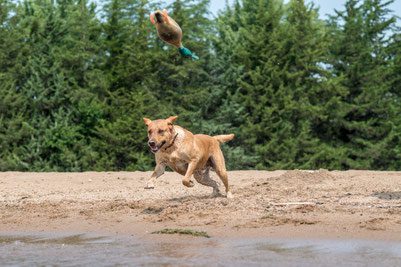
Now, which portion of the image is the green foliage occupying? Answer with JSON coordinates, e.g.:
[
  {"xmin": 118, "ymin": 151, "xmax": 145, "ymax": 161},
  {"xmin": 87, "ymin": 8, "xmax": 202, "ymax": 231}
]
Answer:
[
  {"xmin": 327, "ymin": 0, "xmax": 399, "ymax": 169},
  {"xmin": 214, "ymin": 0, "xmax": 348, "ymax": 169},
  {"xmin": 0, "ymin": 0, "xmax": 400, "ymax": 171},
  {"xmin": 152, "ymin": 228, "xmax": 210, "ymax": 238}
]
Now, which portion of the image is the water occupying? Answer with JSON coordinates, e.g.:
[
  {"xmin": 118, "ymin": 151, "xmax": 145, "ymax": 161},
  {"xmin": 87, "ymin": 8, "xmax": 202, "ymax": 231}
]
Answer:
[{"xmin": 1, "ymin": 232, "xmax": 401, "ymax": 267}]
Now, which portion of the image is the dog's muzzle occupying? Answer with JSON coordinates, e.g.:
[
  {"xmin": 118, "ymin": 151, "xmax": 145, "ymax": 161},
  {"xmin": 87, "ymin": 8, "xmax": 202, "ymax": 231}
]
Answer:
[{"xmin": 148, "ymin": 140, "xmax": 166, "ymax": 153}]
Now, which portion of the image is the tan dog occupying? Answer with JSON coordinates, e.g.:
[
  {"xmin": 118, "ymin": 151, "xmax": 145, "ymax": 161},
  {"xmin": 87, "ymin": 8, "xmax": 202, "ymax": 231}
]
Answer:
[{"xmin": 143, "ymin": 116, "xmax": 234, "ymax": 198}]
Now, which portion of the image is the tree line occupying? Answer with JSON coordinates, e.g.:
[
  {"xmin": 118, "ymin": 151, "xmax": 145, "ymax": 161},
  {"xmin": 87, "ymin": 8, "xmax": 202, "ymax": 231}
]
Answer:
[{"xmin": 0, "ymin": 0, "xmax": 400, "ymax": 171}]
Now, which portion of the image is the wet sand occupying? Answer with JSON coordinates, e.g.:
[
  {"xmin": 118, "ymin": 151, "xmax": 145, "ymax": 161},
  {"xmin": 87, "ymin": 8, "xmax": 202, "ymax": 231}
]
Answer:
[
  {"xmin": 1, "ymin": 170, "xmax": 401, "ymax": 241},
  {"xmin": 2, "ymin": 232, "xmax": 401, "ymax": 266}
]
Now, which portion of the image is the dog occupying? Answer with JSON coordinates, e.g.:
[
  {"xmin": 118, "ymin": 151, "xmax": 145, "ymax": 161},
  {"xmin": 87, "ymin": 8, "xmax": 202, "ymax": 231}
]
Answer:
[{"xmin": 143, "ymin": 116, "xmax": 234, "ymax": 198}]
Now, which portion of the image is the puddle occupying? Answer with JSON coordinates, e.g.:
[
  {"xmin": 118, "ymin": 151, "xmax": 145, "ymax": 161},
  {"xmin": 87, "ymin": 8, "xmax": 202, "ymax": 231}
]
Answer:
[
  {"xmin": 0, "ymin": 234, "xmax": 109, "ymax": 245},
  {"xmin": 0, "ymin": 232, "xmax": 401, "ymax": 266}
]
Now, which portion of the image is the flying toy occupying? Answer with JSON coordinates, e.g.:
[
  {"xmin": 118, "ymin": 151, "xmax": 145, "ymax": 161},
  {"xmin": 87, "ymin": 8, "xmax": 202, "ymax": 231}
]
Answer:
[{"xmin": 150, "ymin": 9, "xmax": 199, "ymax": 60}]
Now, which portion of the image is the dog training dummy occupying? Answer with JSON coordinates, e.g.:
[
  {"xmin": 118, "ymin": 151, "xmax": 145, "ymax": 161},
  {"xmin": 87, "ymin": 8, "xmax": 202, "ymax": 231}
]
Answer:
[{"xmin": 150, "ymin": 9, "xmax": 199, "ymax": 60}]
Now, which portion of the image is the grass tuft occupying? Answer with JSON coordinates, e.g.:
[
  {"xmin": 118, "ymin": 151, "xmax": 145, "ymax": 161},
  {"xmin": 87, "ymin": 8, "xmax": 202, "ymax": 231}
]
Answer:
[{"xmin": 151, "ymin": 228, "xmax": 210, "ymax": 238}]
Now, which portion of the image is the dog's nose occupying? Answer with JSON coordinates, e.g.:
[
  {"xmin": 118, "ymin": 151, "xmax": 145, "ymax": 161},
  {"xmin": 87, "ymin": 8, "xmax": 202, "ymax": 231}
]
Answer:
[{"xmin": 148, "ymin": 141, "xmax": 156, "ymax": 148}]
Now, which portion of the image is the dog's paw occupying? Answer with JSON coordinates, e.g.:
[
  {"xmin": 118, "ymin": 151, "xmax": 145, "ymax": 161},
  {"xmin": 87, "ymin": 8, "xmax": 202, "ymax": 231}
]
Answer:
[
  {"xmin": 182, "ymin": 179, "xmax": 194, "ymax": 188},
  {"xmin": 226, "ymin": 191, "xmax": 234, "ymax": 199},
  {"xmin": 212, "ymin": 189, "xmax": 222, "ymax": 198}
]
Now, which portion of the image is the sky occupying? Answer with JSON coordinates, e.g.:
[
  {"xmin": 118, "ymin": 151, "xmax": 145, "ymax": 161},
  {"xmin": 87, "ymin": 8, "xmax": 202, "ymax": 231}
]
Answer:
[
  {"xmin": 164, "ymin": 0, "xmax": 401, "ymax": 21},
  {"xmin": 92, "ymin": 0, "xmax": 400, "ymax": 24}
]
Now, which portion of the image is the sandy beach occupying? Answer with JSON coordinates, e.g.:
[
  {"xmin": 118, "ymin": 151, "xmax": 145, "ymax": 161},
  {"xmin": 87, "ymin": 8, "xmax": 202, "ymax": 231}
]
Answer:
[{"xmin": 1, "ymin": 170, "xmax": 401, "ymax": 241}]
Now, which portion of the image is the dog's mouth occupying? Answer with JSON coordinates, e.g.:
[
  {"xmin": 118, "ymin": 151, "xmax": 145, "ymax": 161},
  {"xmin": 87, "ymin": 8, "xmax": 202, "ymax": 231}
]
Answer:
[{"xmin": 149, "ymin": 141, "xmax": 166, "ymax": 153}]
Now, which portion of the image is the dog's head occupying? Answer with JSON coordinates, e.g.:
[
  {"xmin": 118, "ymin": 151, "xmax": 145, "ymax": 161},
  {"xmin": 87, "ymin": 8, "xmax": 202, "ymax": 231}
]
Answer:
[{"xmin": 143, "ymin": 116, "xmax": 178, "ymax": 153}]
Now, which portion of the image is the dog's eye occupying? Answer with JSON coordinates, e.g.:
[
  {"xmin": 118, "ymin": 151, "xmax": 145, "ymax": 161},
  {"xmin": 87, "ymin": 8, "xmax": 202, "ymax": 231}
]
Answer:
[
  {"xmin": 148, "ymin": 130, "xmax": 152, "ymax": 134},
  {"xmin": 158, "ymin": 129, "xmax": 165, "ymax": 134}
]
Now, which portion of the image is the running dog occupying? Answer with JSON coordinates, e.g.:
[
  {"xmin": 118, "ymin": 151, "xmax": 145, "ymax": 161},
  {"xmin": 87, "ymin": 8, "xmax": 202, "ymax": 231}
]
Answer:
[{"xmin": 143, "ymin": 116, "xmax": 234, "ymax": 198}]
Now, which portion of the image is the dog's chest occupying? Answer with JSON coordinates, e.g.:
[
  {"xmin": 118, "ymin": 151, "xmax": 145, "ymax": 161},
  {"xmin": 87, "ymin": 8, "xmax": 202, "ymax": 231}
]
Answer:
[{"xmin": 163, "ymin": 151, "xmax": 188, "ymax": 170}]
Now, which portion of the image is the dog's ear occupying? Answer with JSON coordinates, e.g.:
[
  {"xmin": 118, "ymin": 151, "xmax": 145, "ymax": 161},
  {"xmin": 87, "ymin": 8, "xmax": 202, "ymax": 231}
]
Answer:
[
  {"xmin": 143, "ymin": 118, "xmax": 152, "ymax": 126},
  {"xmin": 166, "ymin": 116, "xmax": 178, "ymax": 125}
]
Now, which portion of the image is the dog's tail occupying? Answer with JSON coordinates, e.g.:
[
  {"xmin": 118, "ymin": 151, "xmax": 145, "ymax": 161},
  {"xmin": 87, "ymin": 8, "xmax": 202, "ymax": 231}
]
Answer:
[{"xmin": 213, "ymin": 134, "xmax": 235, "ymax": 144}]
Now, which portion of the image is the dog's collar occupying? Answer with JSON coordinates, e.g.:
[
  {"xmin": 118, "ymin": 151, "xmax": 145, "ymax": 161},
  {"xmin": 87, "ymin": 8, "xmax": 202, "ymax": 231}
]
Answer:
[{"xmin": 164, "ymin": 132, "xmax": 178, "ymax": 151}]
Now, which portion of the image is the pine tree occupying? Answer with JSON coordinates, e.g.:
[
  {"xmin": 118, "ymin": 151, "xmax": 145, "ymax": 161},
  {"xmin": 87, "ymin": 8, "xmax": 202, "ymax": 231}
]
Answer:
[
  {"xmin": 213, "ymin": 0, "xmax": 283, "ymax": 169},
  {"xmin": 95, "ymin": 0, "xmax": 161, "ymax": 170},
  {"xmin": 0, "ymin": 0, "xmax": 32, "ymax": 170},
  {"xmin": 373, "ymin": 11, "xmax": 401, "ymax": 170},
  {"xmin": 215, "ymin": 0, "xmax": 344, "ymax": 169},
  {"xmin": 56, "ymin": 0, "xmax": 107, "ymax": 169},
  {"xmin": 1, "ymin": 0, "xmax": 400, "ymax": 171},
  {"xmin": 151, "ymin": 0, "xmax": 217, "ymax": 133},
  {"xmin": 15, "ymin": 0, "xmax": 80, "ymax": 170},
  {"xmin": 1, "ymin": 0, "xmax": 107, "ymax": 171},
  {"xmin": 276, "ymin": 0, "xmax": 348, "ymax": 169},
  {"xmin": 328, "ymin": 0, "xmax": 398, "ymax": 169}
]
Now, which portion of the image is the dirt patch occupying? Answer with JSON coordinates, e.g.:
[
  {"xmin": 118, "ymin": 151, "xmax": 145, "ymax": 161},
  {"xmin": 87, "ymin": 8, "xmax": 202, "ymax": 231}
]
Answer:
[
  {"xmin": 236, "ymin": 213, "xmax": 319, "ymax": 228},
  {"xmin": 1, "ymin": 170, "xmax": 401, "ymax": 240},
  {"xmin": 277, "ymin": 169, "xmax": 337, "ymax": 182},
  {"xmin": 359, "ymin": 218, "xmax": 389, "ymax": 231}
]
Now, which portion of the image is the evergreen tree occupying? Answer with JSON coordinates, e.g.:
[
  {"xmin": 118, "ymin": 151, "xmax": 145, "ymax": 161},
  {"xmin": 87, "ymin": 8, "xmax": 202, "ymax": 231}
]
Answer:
[
  {"xmin": 0, "ymin": 0, "xmax": 31, "ymax": 170},
  {"xmin": 96, "ymin": 0, "xmax": 218, "ymax": 170},
  {"xmin": 277, "ymin": 0, "xmax": 347, "ymax": 169},
  {"xmin": 213, "ymin": 0, "xmax": 283, "ymax": 169},
  {"xmin": 374, "ymin": 13, "xmax": 401, "ymax": 169},
  {"xmin": 16, "ymin": 0, "xmax": 83, "ymax": 170},
  {"xmin": 1, "ymin": 0, "xmax": 400, "ymax": 171},
  {"xmin": 328, "ymin": 0, "xmax": 398, "ymax": 169},
  {"xmin": 95, "ymin": 0, "xmax": 161, "ymax": 170},
  {"xmin": 1, "ymin": 0, "xmax": 106, "ymax": 171},
  {"xmin": 151, "ymin": 0, "xmax": 217, "ymax": 133},
  {"xmin": 215, "ymin": 0, "xmax": 344, "ymax": 169},
  {"xmin": 57, "ymin": 0, "xmax": 107, "ymax": 169}
]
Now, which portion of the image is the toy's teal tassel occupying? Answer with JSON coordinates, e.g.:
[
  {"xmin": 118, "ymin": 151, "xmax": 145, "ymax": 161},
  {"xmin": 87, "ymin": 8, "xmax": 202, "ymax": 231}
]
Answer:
[{"xmin": 178, "ymin": 46, "xmax": 199, "ymax": 60}]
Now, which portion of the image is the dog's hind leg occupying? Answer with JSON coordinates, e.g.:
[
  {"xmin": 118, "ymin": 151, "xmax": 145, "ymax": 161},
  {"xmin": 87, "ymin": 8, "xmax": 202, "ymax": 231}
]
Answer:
[
  {"xmin": 211, "ymin": 149, "xmax": 233, "ymax": 198},
  {"xmin": 194, "ymin": 167, "xmax": 221, "ymax": 197}
]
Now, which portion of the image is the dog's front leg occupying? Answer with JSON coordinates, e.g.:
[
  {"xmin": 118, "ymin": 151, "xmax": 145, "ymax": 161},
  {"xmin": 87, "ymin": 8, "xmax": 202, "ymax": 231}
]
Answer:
[
  {"xmin": 145, "ymin": 164, "xmax": 165, "ymax": 189},
  {"xmin": 182, "ymin": 161, "xmax": 197, "ymax": 188}
]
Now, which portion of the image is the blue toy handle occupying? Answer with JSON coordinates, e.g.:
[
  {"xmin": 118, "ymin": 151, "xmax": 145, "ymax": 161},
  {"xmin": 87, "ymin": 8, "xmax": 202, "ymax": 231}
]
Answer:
[{"xmin": 179, "ymin": 46, "xmax": 199, "ymax": 60}]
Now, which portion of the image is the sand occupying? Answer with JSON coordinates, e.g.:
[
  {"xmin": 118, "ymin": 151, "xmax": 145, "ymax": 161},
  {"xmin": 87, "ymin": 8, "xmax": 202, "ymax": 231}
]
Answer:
[{"xmin": 1, "ymin": 170, "xmax": 401, "ymax": 240}]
